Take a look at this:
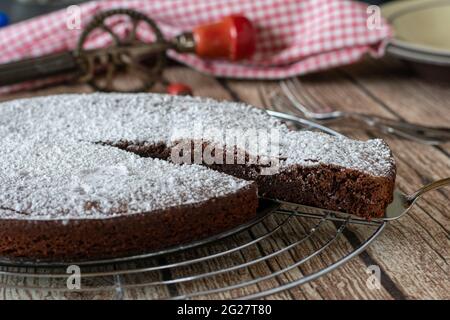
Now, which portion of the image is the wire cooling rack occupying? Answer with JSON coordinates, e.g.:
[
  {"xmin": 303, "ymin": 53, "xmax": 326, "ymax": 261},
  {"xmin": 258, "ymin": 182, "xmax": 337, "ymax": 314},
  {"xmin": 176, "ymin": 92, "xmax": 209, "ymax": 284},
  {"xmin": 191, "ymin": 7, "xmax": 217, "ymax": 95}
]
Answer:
[{"xmin": 0, "ymin": 115, "xmax": 387, "ymax": 300}]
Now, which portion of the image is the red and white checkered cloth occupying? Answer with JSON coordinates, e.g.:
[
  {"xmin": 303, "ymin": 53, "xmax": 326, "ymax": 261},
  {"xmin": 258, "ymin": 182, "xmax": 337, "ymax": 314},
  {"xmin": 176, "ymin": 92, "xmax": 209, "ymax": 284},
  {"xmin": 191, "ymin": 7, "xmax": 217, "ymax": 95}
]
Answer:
[{"xmin": 0, "ymin": 0, "xmax": 391, "ymax": 94}]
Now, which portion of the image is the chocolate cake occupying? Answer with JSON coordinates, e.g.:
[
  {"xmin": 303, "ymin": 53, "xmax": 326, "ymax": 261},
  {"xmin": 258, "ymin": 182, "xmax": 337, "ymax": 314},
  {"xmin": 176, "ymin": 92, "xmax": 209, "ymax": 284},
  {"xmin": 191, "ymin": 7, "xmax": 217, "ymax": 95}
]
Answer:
[{"xmin": 0, "ymin": 93, "xmax": 396, "ymax": 262}]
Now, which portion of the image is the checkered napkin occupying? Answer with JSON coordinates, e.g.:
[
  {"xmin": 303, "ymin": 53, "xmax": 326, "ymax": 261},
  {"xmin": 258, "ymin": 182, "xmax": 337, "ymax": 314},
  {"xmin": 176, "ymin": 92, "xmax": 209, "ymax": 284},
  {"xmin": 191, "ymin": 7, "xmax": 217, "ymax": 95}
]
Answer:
[{"xmin": 0, "ymin": 0, "xmax": 391, "ymax": 94}]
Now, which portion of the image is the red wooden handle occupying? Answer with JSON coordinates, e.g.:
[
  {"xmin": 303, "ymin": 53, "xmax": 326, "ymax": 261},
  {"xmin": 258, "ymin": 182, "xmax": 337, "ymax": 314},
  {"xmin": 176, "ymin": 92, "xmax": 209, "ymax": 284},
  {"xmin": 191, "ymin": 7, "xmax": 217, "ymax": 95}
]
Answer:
[
  {"xmin": 167, "ymin": 83, "xmax": 192, "ymax": 95},
  {"xmin": 193, "ymin": 15, "xmax": 256, "ymax": 61}
]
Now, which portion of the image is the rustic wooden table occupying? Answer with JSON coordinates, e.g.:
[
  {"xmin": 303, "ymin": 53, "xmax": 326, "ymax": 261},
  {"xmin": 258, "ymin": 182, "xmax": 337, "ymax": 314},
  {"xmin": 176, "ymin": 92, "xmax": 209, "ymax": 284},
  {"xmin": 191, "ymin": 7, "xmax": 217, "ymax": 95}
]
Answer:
[{"xmin": 1, "ymin": 57, "xmax": 448, "ymax": 300}]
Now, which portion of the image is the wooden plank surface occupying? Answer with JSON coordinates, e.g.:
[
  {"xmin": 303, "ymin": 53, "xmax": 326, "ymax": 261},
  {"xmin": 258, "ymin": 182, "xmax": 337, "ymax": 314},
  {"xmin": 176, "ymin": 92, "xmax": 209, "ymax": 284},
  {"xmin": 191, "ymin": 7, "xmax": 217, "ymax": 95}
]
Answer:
[{"xmin": 0, "ymin": 57, "xmax": 448, "ymax": 300}]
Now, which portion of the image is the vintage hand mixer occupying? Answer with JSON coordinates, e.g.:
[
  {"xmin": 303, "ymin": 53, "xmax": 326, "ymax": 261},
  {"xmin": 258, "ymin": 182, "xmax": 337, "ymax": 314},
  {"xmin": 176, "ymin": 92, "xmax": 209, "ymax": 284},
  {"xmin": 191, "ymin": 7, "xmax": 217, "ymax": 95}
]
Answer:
[{"xmin": 0, "ymin": 8, "xmax": 256, "ymax": 93}]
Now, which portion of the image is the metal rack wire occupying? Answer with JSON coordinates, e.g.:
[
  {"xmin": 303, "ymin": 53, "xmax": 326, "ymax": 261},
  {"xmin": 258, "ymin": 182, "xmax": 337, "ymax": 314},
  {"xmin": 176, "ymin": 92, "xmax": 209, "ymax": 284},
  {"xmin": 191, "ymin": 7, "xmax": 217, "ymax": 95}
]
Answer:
[{"xmin": 0, "ymin": 116, "xmax": 387, "ymax": 300}]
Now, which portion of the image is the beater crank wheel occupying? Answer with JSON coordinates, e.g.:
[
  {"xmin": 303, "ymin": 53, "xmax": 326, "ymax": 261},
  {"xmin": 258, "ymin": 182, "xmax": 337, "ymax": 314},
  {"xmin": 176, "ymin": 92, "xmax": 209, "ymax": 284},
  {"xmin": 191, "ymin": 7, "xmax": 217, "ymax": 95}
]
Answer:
[{"xmin": 76, "ymin": 8, "xmax": 166, "ymax": 92}]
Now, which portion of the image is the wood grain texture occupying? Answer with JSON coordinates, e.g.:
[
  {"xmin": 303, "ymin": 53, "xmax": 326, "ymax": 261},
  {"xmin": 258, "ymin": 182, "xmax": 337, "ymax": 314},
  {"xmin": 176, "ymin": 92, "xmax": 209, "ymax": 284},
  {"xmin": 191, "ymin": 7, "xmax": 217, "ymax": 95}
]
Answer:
[
  {"xmin": 225, "ymin": 58, "xmax": 449, "ymax": 300},
  {"xmin": 0, "ymin": 57, "xmax": 448, "ymax": 300}
]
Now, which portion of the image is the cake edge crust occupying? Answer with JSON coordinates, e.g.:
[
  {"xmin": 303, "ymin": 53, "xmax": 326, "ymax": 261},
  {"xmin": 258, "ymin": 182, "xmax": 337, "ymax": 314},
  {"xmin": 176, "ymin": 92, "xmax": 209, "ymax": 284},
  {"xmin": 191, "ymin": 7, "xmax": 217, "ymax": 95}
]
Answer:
[{"xmin": 0, "ymin": 184, "xmax": 258, "ymax": 262}]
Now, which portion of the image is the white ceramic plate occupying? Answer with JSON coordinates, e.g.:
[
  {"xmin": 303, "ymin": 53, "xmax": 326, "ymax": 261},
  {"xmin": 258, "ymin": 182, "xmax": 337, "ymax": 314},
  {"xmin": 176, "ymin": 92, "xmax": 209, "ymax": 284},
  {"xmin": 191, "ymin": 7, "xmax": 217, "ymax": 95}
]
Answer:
[{"xmin": 382, "ymin": 0, "xmax": 450, "ymax": 66}]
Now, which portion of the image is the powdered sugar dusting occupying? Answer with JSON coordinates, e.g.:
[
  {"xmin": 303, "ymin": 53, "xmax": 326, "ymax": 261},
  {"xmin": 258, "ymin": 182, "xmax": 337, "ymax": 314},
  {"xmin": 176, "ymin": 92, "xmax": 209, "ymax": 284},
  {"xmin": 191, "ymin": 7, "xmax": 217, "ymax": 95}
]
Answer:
[
  {"xmin": 0, "ymin": 93, "xmax": 394, "ymax": 220},
  {"xmin": 0, "ymin": 138, "xmax": 251, "ymax": 220},
  {"xmin": 281, "ymin": 131, "xmax": 394, "ymax": 176}
]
